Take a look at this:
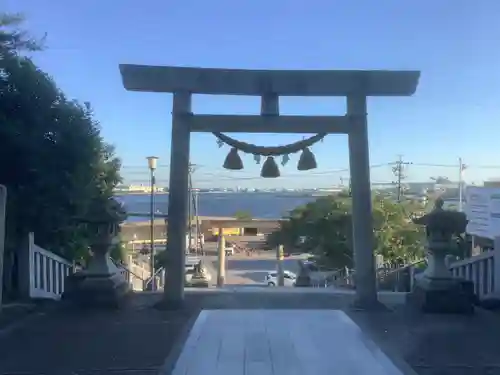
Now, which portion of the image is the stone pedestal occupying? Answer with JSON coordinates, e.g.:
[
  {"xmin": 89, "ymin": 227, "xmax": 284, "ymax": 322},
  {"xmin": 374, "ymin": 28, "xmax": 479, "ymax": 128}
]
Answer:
[
  {"xmin": 295, "ymin": 274, "xmax": 312, "ymax": 287},
  {"xmin": 406, "ymin": 239, "xmax": 476, "ymax": 314},
  {"xmin": 407, "ymin": 276, "xmax": 475, "ymax": 314},
  {"xmin": 294, "ymin": 260, "xmax": 311, "ymax": 287},
  {"xmin": 63, "ymin": 232, "xmax": 130, "ymax": 309}
]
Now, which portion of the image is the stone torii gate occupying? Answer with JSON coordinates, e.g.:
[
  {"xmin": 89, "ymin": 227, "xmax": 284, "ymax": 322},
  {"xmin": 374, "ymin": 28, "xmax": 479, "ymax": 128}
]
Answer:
[{"xmin": 119, "ymin": 65, "xmax": 420, "ymax": 309}]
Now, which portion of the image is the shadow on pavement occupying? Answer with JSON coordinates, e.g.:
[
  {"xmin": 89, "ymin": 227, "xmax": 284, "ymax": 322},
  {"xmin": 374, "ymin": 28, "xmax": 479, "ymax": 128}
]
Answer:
[
  {"xmin": 225, "ymin": 259, "xmax": 298, "ymax": 272},
  {"xmin": 234, "ymin": 271, "xmax": 268, "ymax": 283}
]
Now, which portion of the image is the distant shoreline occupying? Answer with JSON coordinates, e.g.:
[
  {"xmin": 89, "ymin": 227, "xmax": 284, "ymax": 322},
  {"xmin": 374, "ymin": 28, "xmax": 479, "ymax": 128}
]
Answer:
[
  {"xmin": 121, "ymin": 215, "xmax": 283, "ymax": 227},
  {"xmin": 114, "ymin": 191, "xmax": 328, "ymax": 196},
  {"xmin": 115, "ymin": 191, "xmax": 167, "ymax": 195}
]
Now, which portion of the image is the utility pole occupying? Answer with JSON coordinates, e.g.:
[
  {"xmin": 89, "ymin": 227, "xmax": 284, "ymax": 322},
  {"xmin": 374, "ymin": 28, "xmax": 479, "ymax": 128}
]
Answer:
[
  {"xmin": 340, "ymin": 176, "xmax": 349, "ymax": 188},
  {"xmin": 458, "ymin": 157, "xmax": 467, "ymax": 212},
  {"xmin": 146, "ymin": 156, "xmax": 159, "ymax": 291},
  {"xmin": 190, "ymin": 176, "xmax": 201, "ymax": 255},
  {"xmin": 187, "ymin": 163, "xmax": 197, "ymax": 253},
  {"xmin": 392, "ymin": 155, "xmax": 412, "ymax": 202},
  {"xmin": 340, "ymin": 177, "xmax": 352, "ymax": 196},
  {"xmin": 194, "ymin": 188, "xmax": 201, "ymax": 255}
]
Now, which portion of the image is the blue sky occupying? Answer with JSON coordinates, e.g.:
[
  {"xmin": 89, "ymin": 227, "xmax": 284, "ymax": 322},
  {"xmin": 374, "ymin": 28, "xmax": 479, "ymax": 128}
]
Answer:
[{"xmin": 5, "ymin": 0, "xmax": 500, "ymax": 188}]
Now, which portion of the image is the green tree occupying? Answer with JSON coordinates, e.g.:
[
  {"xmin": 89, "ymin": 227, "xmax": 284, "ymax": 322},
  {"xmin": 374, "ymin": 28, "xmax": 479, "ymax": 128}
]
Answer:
[
  {"xmin": 371, "ymin": 196, "xmax": 425, "ymax": 263},
  {"xmin": 431, "ymin": 176, "xmax": 451, "ymax": 185},
  {"xmin": 110, "ymin": 239, "xmax": 128, "ymax": 264},
  {"xmin": 0, "ymin": 13, "xmax": 45, "ymax": 54},
  {"xmin": 234, "ymin": 210, "xmax": 253, "ymax": 220},
  {"xmin": 267, "ymin": 194, "xmax": 426, "ymax": 269},
  {"xmin": 0, "ymin": 15, "xmax": 123, "ymax": 265}
]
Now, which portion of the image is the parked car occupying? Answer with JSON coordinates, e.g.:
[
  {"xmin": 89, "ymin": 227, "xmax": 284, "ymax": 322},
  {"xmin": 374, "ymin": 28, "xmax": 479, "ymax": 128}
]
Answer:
[
  {"xmin": 265, "ymin": 271, "xmax": 297, "ymax": 286},
  {"xmin": 225, "ymin": 243, "xmax": 235, "ymax": 256}
]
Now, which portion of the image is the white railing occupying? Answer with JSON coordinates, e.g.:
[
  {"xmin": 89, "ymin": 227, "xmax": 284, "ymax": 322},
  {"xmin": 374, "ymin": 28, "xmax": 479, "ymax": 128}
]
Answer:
[
  {"xmin": 28, "ymin": 232, "xmax": 153, "ymax": 298},
  {"xmin": 28, "ymin": 233, "xmax": 74, "ymax": 300},
  {"xmin": 116, "ymin": 257, "xmax": 152, "ymax": 291},
  {"xmin": 327, "ymin": 260, "xmax": 426, "ymax": 292},
  {"xmin": 296, "ymin": 262, "xmax": 355, "ymax": 289},
  {"xmin": 118, "ymin": 265, "xmax": 146, "ymax": 291},
  {"xmin": 313, "ymin": 267, "xmax": 355, "ymax": 288},
  {"xmin": 376, "ymin": 259, "xmax": 426, "ymax": 292},
  {"xmin": 449, "ymin": 250, "xmax": 495, "ymax": 299},
  {"xmin": 144, "ymin": 266, "xmax": 166, "ymax": 291},
  {"xmin": 329, "ymin": 266, "xmax": 355, "ymax": 288},
  {"xmin": 372, "ymin": 249, "xmax": 496, "ymax": 299}
]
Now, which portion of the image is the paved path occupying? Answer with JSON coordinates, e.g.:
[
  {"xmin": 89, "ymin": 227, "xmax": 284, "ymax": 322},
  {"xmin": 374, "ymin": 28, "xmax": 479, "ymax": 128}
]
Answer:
[
  {"xmin": 171, "ymin": 309, "xmax": 407, "ymax": 375},
  {"xmin": 1, "ymin": 290, "xmax": 500, "ymax": 374}
]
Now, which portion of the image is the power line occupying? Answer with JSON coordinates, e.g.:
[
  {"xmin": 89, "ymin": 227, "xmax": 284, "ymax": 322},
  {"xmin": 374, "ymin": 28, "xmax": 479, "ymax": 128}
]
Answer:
[
  {"xmin": 121, "ymin": 164, "xmax": 393, "ymax": 186},
  {"xmin": 467, "ymin": 165, "xmax": 500, "ymax": 169},
  {"xmin": 411, "ymin": 163, "xmax": 457, "ymax": 168},
  {"xmin": 120, "ymin": 159, "xmax": 500, "ymax": 186},
  {"xmin": 121, "ymin": 163, "xmax": 391, "ymax": 181},
  {"xmin": 410, "ymin": 162, "xmax": 500, "ymax": 170},
  {"xmin": 119, "ymin": 162, "xmax": 500, "ymax": 170}
]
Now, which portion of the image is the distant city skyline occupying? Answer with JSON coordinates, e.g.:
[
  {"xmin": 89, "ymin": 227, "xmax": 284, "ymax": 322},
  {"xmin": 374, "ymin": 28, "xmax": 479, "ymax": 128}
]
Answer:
[{"xmin": 119, "ymin": 160, "xmax": 500, "ymax": 189}]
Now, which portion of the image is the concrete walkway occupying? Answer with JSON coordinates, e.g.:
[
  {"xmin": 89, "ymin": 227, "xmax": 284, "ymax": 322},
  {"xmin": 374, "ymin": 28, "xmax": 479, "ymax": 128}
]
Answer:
[
  {"xmin": 170, "ymin": 309, "xmax": 408, "ymax": 375},
  {"xmin": 1, "ymin": 290, "xmax": 500, "ymax": 374}
]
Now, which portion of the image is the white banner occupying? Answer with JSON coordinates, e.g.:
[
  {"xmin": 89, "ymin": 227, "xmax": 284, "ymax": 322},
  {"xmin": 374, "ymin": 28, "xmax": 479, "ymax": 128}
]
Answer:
[{"xmin": 465, "ymin": 186, "xmax": 500, "ymax": 239}]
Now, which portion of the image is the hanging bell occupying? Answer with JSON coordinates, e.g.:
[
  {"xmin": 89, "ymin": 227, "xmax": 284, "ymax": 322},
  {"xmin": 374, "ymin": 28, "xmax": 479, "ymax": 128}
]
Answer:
[
  {"xmin": 223, "ymin": 148, "xmax": 244, "ymax": 170},
  {"xmin": 297, "ymin": 147, "xmax": 317, "ymax": 171},
  {"xmin": 261, "ymin": 157, "xmax": 280, "ymax": 178}
]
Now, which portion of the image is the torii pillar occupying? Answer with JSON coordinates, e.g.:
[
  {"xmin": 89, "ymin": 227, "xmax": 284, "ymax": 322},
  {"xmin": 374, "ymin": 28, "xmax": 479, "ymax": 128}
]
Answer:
[{"xmin": 119, "ymin": 65, "xmax": 420, "ymax": 310}]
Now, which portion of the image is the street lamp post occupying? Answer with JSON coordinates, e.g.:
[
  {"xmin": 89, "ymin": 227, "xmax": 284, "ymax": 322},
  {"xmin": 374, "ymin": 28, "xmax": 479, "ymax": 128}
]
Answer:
[
  {"xmin": 132, "ymin": 233, "xmax": 137, "ymax": 252},
  {"xmin": 147, "ymin": 156, "xmax": 159, "ymax": 291}
]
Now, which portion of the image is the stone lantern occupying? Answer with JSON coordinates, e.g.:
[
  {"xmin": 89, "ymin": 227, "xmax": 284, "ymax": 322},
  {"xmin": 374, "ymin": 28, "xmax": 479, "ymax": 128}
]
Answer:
[
  {"xmin": 295, "ymin": 260, "xmax": 312, "ymax": 287},
  {"xmin": 63, "ymin": 198, "xmax": 130, "ymax": 308},
  {"xmin": 407, "ymin": 198, "xmax": 475, "ymax": 314}
]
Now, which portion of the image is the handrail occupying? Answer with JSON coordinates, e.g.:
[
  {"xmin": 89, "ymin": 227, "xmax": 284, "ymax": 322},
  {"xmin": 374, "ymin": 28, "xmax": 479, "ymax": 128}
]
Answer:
[
  {"xmin": 34, "ymin": 244, "xmax": 73, "ymax": 267},
  {"xmin": 144, "ymin": 266, "xmax": 165, "ymax": 287},
  {"xmin": 380, "ymin": 258, "xmax": 426, "ymax": 277},
  {"xmin": 115, "ymin": 260, "xmax": 147, "ymax": 281},
  {"xmin": 449, "ymin": 250, "xmax": 493, "ymax": 268}
]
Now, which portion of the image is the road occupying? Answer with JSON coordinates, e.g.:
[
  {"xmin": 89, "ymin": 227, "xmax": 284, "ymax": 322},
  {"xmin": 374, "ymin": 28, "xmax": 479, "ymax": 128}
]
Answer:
[
  {"xmin": 224, "ymin": 257, "xmax": 301, "ymax": 285},
  {"xmin": 201, "ymin": 252, "xmax": 305, "ymax": 286}
]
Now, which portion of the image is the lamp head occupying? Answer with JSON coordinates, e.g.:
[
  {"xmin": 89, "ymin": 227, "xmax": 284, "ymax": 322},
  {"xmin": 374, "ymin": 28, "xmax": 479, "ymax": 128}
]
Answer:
[{"xmin": 146, "ymin": 156, "xmax": 159, "ymax": 170}]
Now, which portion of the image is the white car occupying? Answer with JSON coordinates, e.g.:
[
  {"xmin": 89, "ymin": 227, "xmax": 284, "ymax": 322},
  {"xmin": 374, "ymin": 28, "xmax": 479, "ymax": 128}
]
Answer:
[
  {"xmin": 265, "ymin": 271, "xmax": 297, "ymax": 287},
  {"xmin": 225, "ymin": 244, "xmax": 235, "ymax": 256}
]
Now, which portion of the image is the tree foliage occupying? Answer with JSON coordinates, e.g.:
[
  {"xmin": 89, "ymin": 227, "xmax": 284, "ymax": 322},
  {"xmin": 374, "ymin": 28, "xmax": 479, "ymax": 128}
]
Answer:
[
  {"xmin": 267, "ymin": 194, "xmax": 426, "ymax": 269},
  {"xmin": 0, "ymin": 13, "xmax": 45, "ymax": 55},
  {"xmin": 430, "ymin": 176, "xmax": 451, "ymax": 184},
  {"xmin": 0, "ymin": 14, "xmax": 123, "ymax": 262},
  {"xmin": 234, "ymin": 210, "xmax": 252, "ymax": 220},
  {"xmin": 110, "ymin": 239, "xmax": 128, "ymax": 264}
]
